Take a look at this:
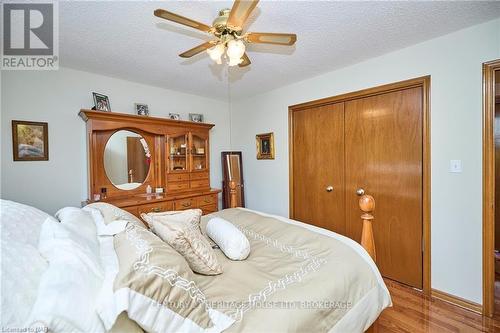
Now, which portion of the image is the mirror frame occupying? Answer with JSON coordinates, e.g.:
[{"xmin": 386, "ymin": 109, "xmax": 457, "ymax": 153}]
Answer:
[
  {"xmin": 103, "ymin": 129, "xmax": 151, "ymax": 191},
  {"xmin": 91, "ymin": 126, "xmax": 158, "ymax": 199}
]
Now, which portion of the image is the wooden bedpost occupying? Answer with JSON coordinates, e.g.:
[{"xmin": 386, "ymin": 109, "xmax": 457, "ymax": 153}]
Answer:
[
  {"xmin": 359, "ymin": 194, "xmax": 376, "ymax": 262},
  {"xmin": 229, "ymin": 181, "xmax": 238, "ymax": 208},
  {"xmin": 361, "ymin": 194, "xmax": 378, "ymax": 333}
]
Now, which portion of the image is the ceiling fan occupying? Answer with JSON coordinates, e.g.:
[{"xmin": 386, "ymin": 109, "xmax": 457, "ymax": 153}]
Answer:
[{"xmin": 154, "ymin": 0, "xmax": 297, "ymax": 68}]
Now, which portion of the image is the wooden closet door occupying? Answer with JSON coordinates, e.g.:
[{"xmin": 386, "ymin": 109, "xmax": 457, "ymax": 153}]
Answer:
[
  {"xmin": 345, "ymin": 87, "xmax": 423, "ymax": 288},
  {"xmin": 292, "ymin": 103, "xmax": 345, "ymax": 233}
]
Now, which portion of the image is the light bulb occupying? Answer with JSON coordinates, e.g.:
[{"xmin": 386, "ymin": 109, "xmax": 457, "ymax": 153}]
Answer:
[
  {"xmin": 228, "ymin": 56, "xmax": 243, "ymax": 67},
  {"xmin": 226, "ymin": 39, "xmax": 245, "ymax": 62},
  {"xmin": 206, "ymin": 43, "xmax": 224, "ymax": 64}
]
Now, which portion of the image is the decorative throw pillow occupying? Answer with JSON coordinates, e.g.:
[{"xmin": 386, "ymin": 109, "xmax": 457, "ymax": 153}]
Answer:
[
  {"xmin": 206, "ymin": 217, "xmax": 250, "ymax": 260},
  {"xmin": 86, "ymin": 202, "xmax": 145, "ymax": 228},
  {"xmin": 98, "ymin": 223, "xmax": 233, "ymax": 332},
  {"xmin": 141, "ymin": 213, "xmax": 222, "ymax": 275},
  {"xmin": 141, "ymin": 209, "xmax": 202, "ymax": 231}
]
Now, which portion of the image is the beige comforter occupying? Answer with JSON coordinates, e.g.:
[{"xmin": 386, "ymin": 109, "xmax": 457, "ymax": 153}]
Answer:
[
  {"xmin": 108, "ymin": 208, "xmax": 391, "ymax": 333},
  {"xmin": 196, "ymin": 208, "xmax": 391, "ymax": 332}
]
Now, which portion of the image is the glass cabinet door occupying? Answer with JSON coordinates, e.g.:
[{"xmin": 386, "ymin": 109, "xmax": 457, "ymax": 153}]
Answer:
[
  {"xmin": 190, "ymin": 133, "xmax": 208, "ymax": 172},
  {"xmin": 167, "ymin": 134, "xmax": 188, "ymax": 172}
]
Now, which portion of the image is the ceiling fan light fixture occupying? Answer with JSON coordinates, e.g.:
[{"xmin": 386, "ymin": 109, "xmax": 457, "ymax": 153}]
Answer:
[
  {"xmin": 207, "ymin": 43, "xmax": 225, "ymax": 63},
  {"xmin": 226, "ymin": 39, "xmax": 245, "ymax": 60},
  {"xmin": 227, "ymin": 56, "xmax": 243, "ymax": 67}
]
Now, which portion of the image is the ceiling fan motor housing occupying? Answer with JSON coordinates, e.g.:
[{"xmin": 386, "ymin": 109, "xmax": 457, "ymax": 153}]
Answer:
[{"xmin": 213, "ymin": 9, "xmax": 242, "ymax": 36}]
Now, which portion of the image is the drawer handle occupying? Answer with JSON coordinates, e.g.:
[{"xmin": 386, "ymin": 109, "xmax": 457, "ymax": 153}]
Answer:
[
  {"xmin": 151, "ymin": 207, "xmax": 161, "ymax": 213},
  {"xmin": 204, "ymin": 199, "xmax": 211, "ymax": 203},
  {"xmin": 182, "ymin": 202, "xmax": 192, "ymax": 208}
]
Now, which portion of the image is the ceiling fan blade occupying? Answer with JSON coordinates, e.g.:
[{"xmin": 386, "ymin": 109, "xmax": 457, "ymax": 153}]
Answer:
[
  {"xmin": 246, "ymin": 32, "xmax": 297, "ymax": 45},
  {"xmin": 227, "ymin": 0, "xmax": 259, "ymax": 30},
  {"xmin": 179, "ymin": 41, "xmax": 214, "ymax": 58},
  {"xmin": 239, "ymin": 53, "xmax": 251, "ymax": 67},
  {"xmin": 154, "ymin": 9, "xmax": 212, "ymax": 33}
]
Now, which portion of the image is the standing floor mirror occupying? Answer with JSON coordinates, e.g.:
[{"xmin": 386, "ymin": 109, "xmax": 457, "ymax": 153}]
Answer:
[{"xmin": 221, "ymin": 151, "xmax": 245, "ymax": 208}]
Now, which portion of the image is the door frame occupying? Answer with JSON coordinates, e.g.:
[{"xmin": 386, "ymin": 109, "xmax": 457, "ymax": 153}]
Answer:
[
  {"xmin": 482, "ymin": 59, "xmax": 500, "ymax": 317},
  {"xmin": 288, "ymin": 76, "xmax": 431, "ymax": 295}
]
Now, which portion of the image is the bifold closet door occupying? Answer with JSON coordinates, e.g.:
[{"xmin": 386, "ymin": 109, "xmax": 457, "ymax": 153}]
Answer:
[
  {"xmin": 292, "ymin": 103, "xmax": 346, "ymax": 233},
  {"xmin": 344, "ymin": 87, "xmax": 423, "ymax": 289}
]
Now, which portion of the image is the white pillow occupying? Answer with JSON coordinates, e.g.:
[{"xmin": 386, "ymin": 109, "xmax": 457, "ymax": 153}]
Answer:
[
  {"xmin": 54, "ymin": 207, "xmax": 100, "ymax": 260},
  {"xmin": 27, "ymin": 212, "xmax": 106, "ymax": 333},
  {"xmin": 206, "ymin": 217, "xmax": 250, "ymax": 260},
  {"xmin": 85, "ymin": 202, "xmax": 144, "ymax": 228},
  {"xmin": 55, "ymin": 207, "xmax": 99, "ymax": 244}
]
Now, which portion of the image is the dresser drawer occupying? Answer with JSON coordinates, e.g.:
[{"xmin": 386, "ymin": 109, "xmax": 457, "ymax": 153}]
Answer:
[
  {"xmin": 190, "ymin": 179, "xmax": 210, "ymax": 189},
  {"xmin": 201, "ymin": 204, "xmax": 217, "ymax": 215},
  {"xmin": 137, "ymin": 201, "xmax": 174, "ymax": 215},
  {"xmin": 174, "ymin": 198, "xmax": 195, "ymax": 210},
  {"xmin": 190, "ymin": 172, "xmax": 209, "ymax": 180},
  {"xmin": 196, "ymin": 194, "xmax": 217, "ymax": 207},
  {"xmin": 167, "ymin": 173, "xmax": 190, "ymax": 182},
  {"xmin": 168, "ymin": 181, "xmax": 190, "ymax": 191}
]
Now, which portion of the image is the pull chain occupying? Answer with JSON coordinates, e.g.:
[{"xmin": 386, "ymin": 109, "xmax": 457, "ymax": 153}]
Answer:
[{"xmin": 227, "ymin": 65, "xmax": 232, "ymax": 151}]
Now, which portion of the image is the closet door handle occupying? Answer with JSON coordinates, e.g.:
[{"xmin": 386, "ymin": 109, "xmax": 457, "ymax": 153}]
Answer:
[
  {"xmin": 326, "ymin": 186, "xmax": 334, "ymax": 192},
  {"xmin": 356, "ymin": 188, "xmax": 365, "ymax": 196}
]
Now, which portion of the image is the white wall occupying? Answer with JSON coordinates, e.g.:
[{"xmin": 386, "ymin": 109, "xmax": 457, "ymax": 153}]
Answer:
[
  {"xmin": 1, "ymin": 67, "xmax": 230, "ymax": 214},
  {"xmin": 231, "ymin": 18, "xmax": 500, "ymax": 304}
]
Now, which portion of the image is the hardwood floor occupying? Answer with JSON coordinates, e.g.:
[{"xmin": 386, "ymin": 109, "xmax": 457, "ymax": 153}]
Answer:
[{"xmin": 377, "ymin": 279, "xmax": 500, "ymax": 332}]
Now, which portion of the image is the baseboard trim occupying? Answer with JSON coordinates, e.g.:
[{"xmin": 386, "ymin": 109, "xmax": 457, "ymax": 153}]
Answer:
[{"xmin": 431, "ymin": 288, "xmax": 483, "ymax": 314}]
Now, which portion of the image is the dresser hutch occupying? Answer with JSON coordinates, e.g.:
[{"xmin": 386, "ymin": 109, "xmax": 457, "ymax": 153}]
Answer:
[{"xmin": 80, "ymin": 109, "xmax": 221, "ymax": 217}]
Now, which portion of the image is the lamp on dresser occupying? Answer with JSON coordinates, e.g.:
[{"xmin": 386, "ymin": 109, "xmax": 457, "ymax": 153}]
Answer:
[{"xmin": 79, "ymin": 109, "xmax": 221, "ymax": 218}]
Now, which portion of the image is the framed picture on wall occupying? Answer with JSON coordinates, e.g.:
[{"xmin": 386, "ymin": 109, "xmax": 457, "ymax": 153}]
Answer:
[
  {"xmin": 12, "ymin": 120, "xmax": 49, "ymax": 161},
  {"xmin": 135, "ymin": 103, "xmax": 149, "ymax": 116},
  {"xmin": 256, "ymin": 132, "xmax": 275, "ymax": 160},
  {"xmin": 92, "ymin": 92, "xmax": 111, "ymax": 112}
]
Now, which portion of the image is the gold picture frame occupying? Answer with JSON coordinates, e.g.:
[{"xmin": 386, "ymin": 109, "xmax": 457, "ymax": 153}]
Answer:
[
  {"xmin": 256, "ymin": 132, "xmax": 275, "ymax": 160},
  {"xmin": 12, "ymin": 120, "xmax": 49, "ymax": 161}
]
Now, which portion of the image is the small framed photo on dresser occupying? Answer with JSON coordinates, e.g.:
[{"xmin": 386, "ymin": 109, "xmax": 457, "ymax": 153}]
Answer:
[
  {"xmin": 169, "ymin": 113, "xmax": 181, "ymax": 120},
  {"xmin": 12, "ymin": 120, "xmax": 49, "ymax": 161},
  {"xmin": 135, "ymin": 103, "xmax": 149, "ymax": 116},
  {"xmin": 92, "ymin": 92, "xmax": 111, "ymax": 112},
  {"xmin": 189, "ymin": 113, "xmax": 204, "ymax": 123}
]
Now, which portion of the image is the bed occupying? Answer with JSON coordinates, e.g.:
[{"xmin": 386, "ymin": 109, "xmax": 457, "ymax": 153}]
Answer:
[{"xmin": 0, "ymin": 197, "xmax": 391, "ymax": 333}]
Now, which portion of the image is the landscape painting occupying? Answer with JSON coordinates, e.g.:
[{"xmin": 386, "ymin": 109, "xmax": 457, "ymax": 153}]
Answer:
[{"xmin": 12, "ymin": 120, "xmax": 49, "ymax": 161}]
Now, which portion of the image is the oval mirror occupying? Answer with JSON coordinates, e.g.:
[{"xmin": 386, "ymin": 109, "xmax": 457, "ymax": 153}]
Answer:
[{"xmin": 104, "ymin": 130, "xmax": 151, "ymax": 190}]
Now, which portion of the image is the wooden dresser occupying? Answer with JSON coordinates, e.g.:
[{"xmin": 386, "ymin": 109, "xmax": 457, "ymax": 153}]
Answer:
[{"xmin": 80, "ymin": 109, "xmax": 221, "ymax": 217}]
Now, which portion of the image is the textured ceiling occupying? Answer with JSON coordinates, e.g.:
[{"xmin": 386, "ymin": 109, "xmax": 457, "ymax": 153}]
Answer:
[{"xmin": 60, "ymin": 1, "xmax": 500, "ymax": 101}]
